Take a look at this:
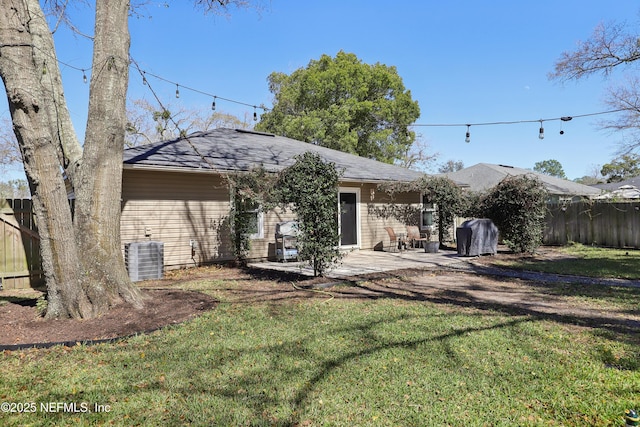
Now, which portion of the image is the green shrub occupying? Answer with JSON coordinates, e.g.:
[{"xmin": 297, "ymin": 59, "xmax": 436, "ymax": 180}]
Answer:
[
  {"xmin": 273, "ymin": 152, "xmax": 343, "ymax": 276},
  {"xmin": 479, "ymin": 175, "xmax": 548, "ymax": 253}
]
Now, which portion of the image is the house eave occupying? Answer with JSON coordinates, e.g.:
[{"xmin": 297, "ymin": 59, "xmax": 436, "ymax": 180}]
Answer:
[{"xmin": 122, "ymin": 163, "xmax": 428, "ymax": 186}]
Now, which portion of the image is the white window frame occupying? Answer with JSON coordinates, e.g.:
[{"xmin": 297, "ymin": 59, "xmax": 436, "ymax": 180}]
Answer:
[
  {"xmin": 248, "ymin": 206, "xmax": 264, "ymax": 239},
  {"xmin": 235, "ymin": 197, "xmax": 264, "ymax": 240}
]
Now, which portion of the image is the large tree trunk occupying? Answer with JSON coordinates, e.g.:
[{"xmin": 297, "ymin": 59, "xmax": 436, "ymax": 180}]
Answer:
[
  {"xmin": 73, "ymin": 0, "xmax": 143, "ymax": 311},
  {"xmin": 0, "ymin": 0, "xmax": 142, "ymax": 318},
  {"xmin": 0, "ymin": 0, "xmax": 91, "ymax": 318}
]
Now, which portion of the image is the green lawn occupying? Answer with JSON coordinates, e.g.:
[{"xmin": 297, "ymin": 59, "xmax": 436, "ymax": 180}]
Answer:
[
  {"xmin": 1, "ymin": 274, "xmax": 638, "ymax": 426},
  {"xmin": 491, "ymin": 243, "xmax": 640, "ymax": 280}
]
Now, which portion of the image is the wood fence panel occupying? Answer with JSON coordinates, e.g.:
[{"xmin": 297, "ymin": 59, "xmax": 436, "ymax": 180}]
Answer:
[
  {"xmin": 544, "ymin": 200, "xmax": 640, "ymax": 249},
  {"xmin": 0, "ymin": 199, "xmax": 43, "ymax": 290}
]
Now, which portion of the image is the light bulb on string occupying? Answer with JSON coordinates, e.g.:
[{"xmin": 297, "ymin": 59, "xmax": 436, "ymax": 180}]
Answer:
[
  {"xmin": 538, "ymin": 120, "xmax": 544, "ymax": 140},
  {"xmin": 465, "ymin": 125, "xmax": 471, "ymax": 143}
]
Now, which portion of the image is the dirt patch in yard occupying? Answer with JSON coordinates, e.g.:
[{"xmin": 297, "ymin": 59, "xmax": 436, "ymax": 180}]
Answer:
[
  {"xmin": 1, "ymin": 254, "xmax": 638, "ymax": 349},
  {"xmin": 0, "ymin": 289, "xmax": 217, "ymax": 349}
]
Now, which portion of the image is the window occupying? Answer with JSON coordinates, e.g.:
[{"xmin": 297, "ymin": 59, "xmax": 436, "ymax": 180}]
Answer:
[
  {"xmin": 237, "ymin": 199, "xmax": 264, "ymax": 239},
  {"xmin": 421, "ymin": 194, "xmax": 436, "ymax": 230}
]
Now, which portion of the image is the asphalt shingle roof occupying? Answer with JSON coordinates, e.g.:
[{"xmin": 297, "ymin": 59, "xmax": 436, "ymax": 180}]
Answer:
[
  {"xmin": 123, "ymin": 128, "xmax": 429, "ymax": 183},
  {"xmin": 592, "ymin": 176, "xmax": 640, "ymax": 191},
  {"xmin": 440, "ymin": 163, "xmax": 602, "ymax": 196}
]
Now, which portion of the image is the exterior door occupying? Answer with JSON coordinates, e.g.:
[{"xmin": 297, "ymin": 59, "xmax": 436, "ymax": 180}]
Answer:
[{"xmin": 339, "ymin": 190, "xmax": 358, "ymax": 247}]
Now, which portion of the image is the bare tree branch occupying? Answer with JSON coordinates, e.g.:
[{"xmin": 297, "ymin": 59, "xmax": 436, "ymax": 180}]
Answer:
[
  {"xmin": 551, "ymin": 17, "xmax": 640, "ymax": 154},
  {"xmin": 595, "ymin": 76, "xmax": 640, "ymax": 154},
  {"xmin": 550, "ymin": 22, "xmax": 640, "ymax": 82},
  {"xmin": 125, "ymin": 98, "xmax": 250, "ymax": 147},
  {"xmin": 0, "ymin": 118, "xmax": 22, "ymax": 165}
]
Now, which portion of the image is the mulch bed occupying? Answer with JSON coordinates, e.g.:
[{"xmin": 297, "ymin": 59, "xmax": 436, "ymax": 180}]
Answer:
[{"xmin": 0, "ymin": 289, "xmax": 217, "ymax": 349}]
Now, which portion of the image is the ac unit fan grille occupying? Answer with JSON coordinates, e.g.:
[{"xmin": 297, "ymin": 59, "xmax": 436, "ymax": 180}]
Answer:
[{"xmin": 125, "ymin": 241, "xmax": 164, "ymax": 282}]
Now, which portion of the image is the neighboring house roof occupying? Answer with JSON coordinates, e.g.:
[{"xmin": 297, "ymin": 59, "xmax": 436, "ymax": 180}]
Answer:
[
  {"xmin": 440, "ymin": 163, "xmax": 602, "ymax": 197},
  {"xmin": 593, "ymin": 185, "xmax": 640, "ymax": 199},
  {"xmin": 592, "ymin": 176, "xmax": 640, "ymax": 191},
  {"xmin": 123, "ymin": 128, "xmax": 431, "ymax": 183}
]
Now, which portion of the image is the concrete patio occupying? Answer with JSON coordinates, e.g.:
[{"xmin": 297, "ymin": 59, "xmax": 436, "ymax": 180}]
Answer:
[{"xmin": 249, "ymin": 248, "xmax": 472, "ymax": 279}]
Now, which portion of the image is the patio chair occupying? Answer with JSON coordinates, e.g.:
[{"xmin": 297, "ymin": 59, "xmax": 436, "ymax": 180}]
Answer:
[
  {"xmin": 406, "ymin": 225, "xmax": 428, "ymax": 249},
  {"xmin": 384, "ymin": 227, "xmax": 406, "ymax": 252}
]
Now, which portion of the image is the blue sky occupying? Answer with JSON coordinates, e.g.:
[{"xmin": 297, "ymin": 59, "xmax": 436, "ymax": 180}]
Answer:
[{"xmin": 2, "ymin": 0, "xmax": 640, "ymax": 181}]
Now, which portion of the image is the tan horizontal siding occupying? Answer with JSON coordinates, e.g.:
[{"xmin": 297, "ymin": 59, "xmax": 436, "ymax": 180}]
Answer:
[
  {"xmin": 121, "ymin": 170, "xmax": 233, "ymax": 269},
  {"xmin": 121, "ymin": 172, "xmax": 424, "ymax": 269},
  {"xmin": 358, "ymin": 183, "xmax": 422, "ymax": 250}
]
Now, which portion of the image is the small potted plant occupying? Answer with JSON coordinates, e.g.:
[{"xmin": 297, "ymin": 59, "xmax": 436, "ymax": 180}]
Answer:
[{"xmin": 424, "ymin": 226, "xmax": 439, "ymax": 253}]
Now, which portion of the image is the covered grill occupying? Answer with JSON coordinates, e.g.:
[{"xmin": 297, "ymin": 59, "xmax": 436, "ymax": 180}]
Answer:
[
  {"xmin": 456, "ymin": 219, "xmax": 498, "ymax": 257},
  {"xmin": 275, "ymin": 221, "xmax": 299, "ymax": 262}
]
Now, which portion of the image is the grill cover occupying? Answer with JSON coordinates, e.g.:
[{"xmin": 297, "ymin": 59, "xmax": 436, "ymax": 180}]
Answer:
[{"xmin": 456, "ymin": 219, "xmax": 498, "ymax": 256}]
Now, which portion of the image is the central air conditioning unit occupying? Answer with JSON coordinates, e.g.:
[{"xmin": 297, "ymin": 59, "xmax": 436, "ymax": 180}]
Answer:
[{"xmin": 125, "ymin": 241, "xmax": 164, "ymax": 282}]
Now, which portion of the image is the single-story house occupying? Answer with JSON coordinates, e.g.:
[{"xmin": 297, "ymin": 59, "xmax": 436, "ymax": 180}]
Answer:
[
  {"xmin": 592, "ymin": 176, "xmax": 640, "ymax": 199},
  {"xmin": 440, "ymin": 163, "xmax": 602, "ymax": 202},
  {"xmin": 593, "ymin": 185, "xmax": 640, "ymax": 200},
  {"xmin": 121, "ymin": 128, "xmax": 435, "ymax": 269}
]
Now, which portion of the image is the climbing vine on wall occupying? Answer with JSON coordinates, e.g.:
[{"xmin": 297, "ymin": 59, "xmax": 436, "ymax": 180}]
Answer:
[
  {"xmin": 226, "ymin": 166, "xmax": 276, "ymax": 264},
  {"xmin": 226, "ymin": 153, "xmax": 342, "ymax": 276},
  {"xmin": 377, "ymin": 176, "xmax": 466, "ymax": 244}
]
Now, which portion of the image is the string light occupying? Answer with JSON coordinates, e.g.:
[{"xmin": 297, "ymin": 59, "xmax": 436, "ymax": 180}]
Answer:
[
  {"xmin": 416, "ymin": 109, "xmax": 626, "ymax": 141},
  {"xmin": 538, "ymin": 120, "xmax": 544, "ymax": 140},
  {"xmin": 29, "ymin": 44, "xmax": 633, "ymax": 142},
  {"xmin": 41, "ymin": 48, "xmax": 269, "ymax": 115},
  {"xmin": 137, "ymin": 67, "xmax": 269, "ymax": 115}
]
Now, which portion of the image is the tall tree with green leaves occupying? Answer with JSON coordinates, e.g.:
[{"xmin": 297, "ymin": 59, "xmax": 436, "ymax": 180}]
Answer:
[
  {"xmin": 256, "ymin": 51, "xmax": 421, "ymax": 164},
  {"xmin": 533, "ymin": 159, "xmax": 567, "ymax": 179},
  {"xmin": 600, "ymin": 154, "xmax": 640, "ymax": 182}
]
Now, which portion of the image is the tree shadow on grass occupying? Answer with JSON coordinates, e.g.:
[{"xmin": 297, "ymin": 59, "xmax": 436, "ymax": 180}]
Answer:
[
  {"xmin": 201, "ymin": 265, "xmax": 640, "ymax": 344},
  {"xmin": 334, "ymin": 269, "xmax": 640, "ymax": 346}
]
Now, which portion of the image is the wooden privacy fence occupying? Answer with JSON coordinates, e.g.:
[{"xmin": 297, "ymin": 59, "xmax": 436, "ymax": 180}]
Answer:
[
  {"xmin": 0, "ymin": 199, "xmax": 43, "ymax": 290},
  {"xmin": 545, "ymin": 200, "xmax": 640, "ymax": 248}
]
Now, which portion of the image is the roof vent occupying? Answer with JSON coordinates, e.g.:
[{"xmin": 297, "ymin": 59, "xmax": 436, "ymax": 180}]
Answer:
[{"xmin": 235, "ymin": 129, "xmax": 275, "ymax": 137}]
